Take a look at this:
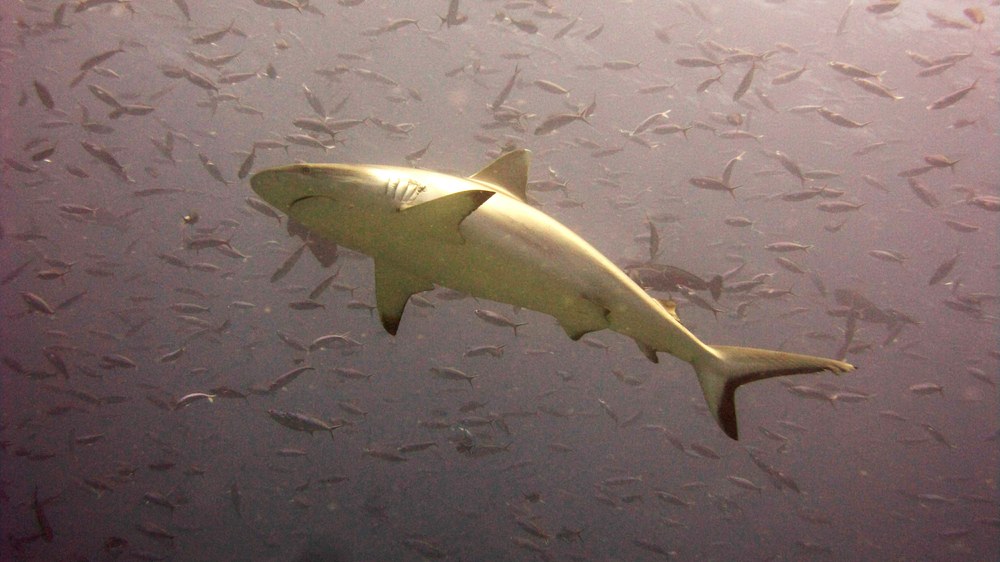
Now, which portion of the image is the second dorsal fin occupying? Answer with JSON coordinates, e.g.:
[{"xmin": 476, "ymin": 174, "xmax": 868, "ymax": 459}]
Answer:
[{"xmin": 657, "ymin": 298, "xmax": 680, "ymax": 322}]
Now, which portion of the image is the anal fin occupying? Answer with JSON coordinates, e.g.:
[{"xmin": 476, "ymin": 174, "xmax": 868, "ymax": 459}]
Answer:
[{"xmin": 636, "ymin": 340, "xmax": 659, "ymax": 364}]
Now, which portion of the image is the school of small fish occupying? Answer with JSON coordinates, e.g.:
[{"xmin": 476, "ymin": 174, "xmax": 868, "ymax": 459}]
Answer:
[{"xmin": 0, "ymin": 1, "xmax": 997, "ymax": 560}]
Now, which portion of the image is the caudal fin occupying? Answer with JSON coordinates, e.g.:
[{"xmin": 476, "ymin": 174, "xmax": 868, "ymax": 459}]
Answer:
[{"xmin": 693, "ymin": 345, "xmax": 854, "ymax": 440}]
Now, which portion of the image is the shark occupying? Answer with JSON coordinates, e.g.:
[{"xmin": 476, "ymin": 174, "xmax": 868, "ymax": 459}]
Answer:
[{"xmin": 250, "ymin": 149, "xmax": 854, "ymax": 439}]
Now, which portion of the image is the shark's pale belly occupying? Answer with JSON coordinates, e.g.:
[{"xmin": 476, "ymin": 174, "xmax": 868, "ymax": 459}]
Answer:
[
  {"xmin": 364, "ymin": 194, "xmax": 710, "ymax": 362},
  {"xmin": 398, "ymin": 196, "xmax": 620, "ymax": 332}
]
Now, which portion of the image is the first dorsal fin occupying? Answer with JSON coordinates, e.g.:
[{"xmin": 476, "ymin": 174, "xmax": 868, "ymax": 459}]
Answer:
[{"xmin": 469, "ymin": 149, "xmax": 531, "ymax": 202}]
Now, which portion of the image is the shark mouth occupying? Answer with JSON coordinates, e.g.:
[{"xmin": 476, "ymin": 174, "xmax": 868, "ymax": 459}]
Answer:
[{"xmin": 289, "ymin": 195, "xmax": 332, "ymax": 210}]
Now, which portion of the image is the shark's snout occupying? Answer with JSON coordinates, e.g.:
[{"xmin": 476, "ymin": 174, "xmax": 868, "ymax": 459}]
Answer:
[{"xmin": 249, "ymin": 168, "xmax": 315, "ymax": 214}]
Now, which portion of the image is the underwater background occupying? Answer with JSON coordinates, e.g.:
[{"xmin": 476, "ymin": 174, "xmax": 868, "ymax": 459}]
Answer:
[{"xmin": 1, "ymin": 1, "xmax": 997, "ymax": 560}]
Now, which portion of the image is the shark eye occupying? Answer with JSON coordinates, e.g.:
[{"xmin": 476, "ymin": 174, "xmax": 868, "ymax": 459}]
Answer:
[{"xmin": 298, "ymin": 165, "xmax": 311, "ymax": 174}]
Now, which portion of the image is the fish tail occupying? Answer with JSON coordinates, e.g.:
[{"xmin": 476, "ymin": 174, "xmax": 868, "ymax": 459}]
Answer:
[
  {"xmin": 707, "ymin": 275, "xmax": 724, "ymax": 301},
  {"xmin": 692, "ymin": 345, "xmax": 854, "ymax": 440}
]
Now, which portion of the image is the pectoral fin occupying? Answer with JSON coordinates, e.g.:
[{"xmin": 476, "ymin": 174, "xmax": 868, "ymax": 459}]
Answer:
[
  {"xmin": 397, "ymin": 190, "xmax": 494, "ymax": 245},
  {"xmin": 374, "ymin": 260, "xmax": 434, "ymax": 336}
]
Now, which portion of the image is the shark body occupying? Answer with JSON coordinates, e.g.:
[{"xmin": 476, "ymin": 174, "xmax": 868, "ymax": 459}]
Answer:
[{"xmin": 251, "ymin": 149, "xmax": 854, "ymax": 439}]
